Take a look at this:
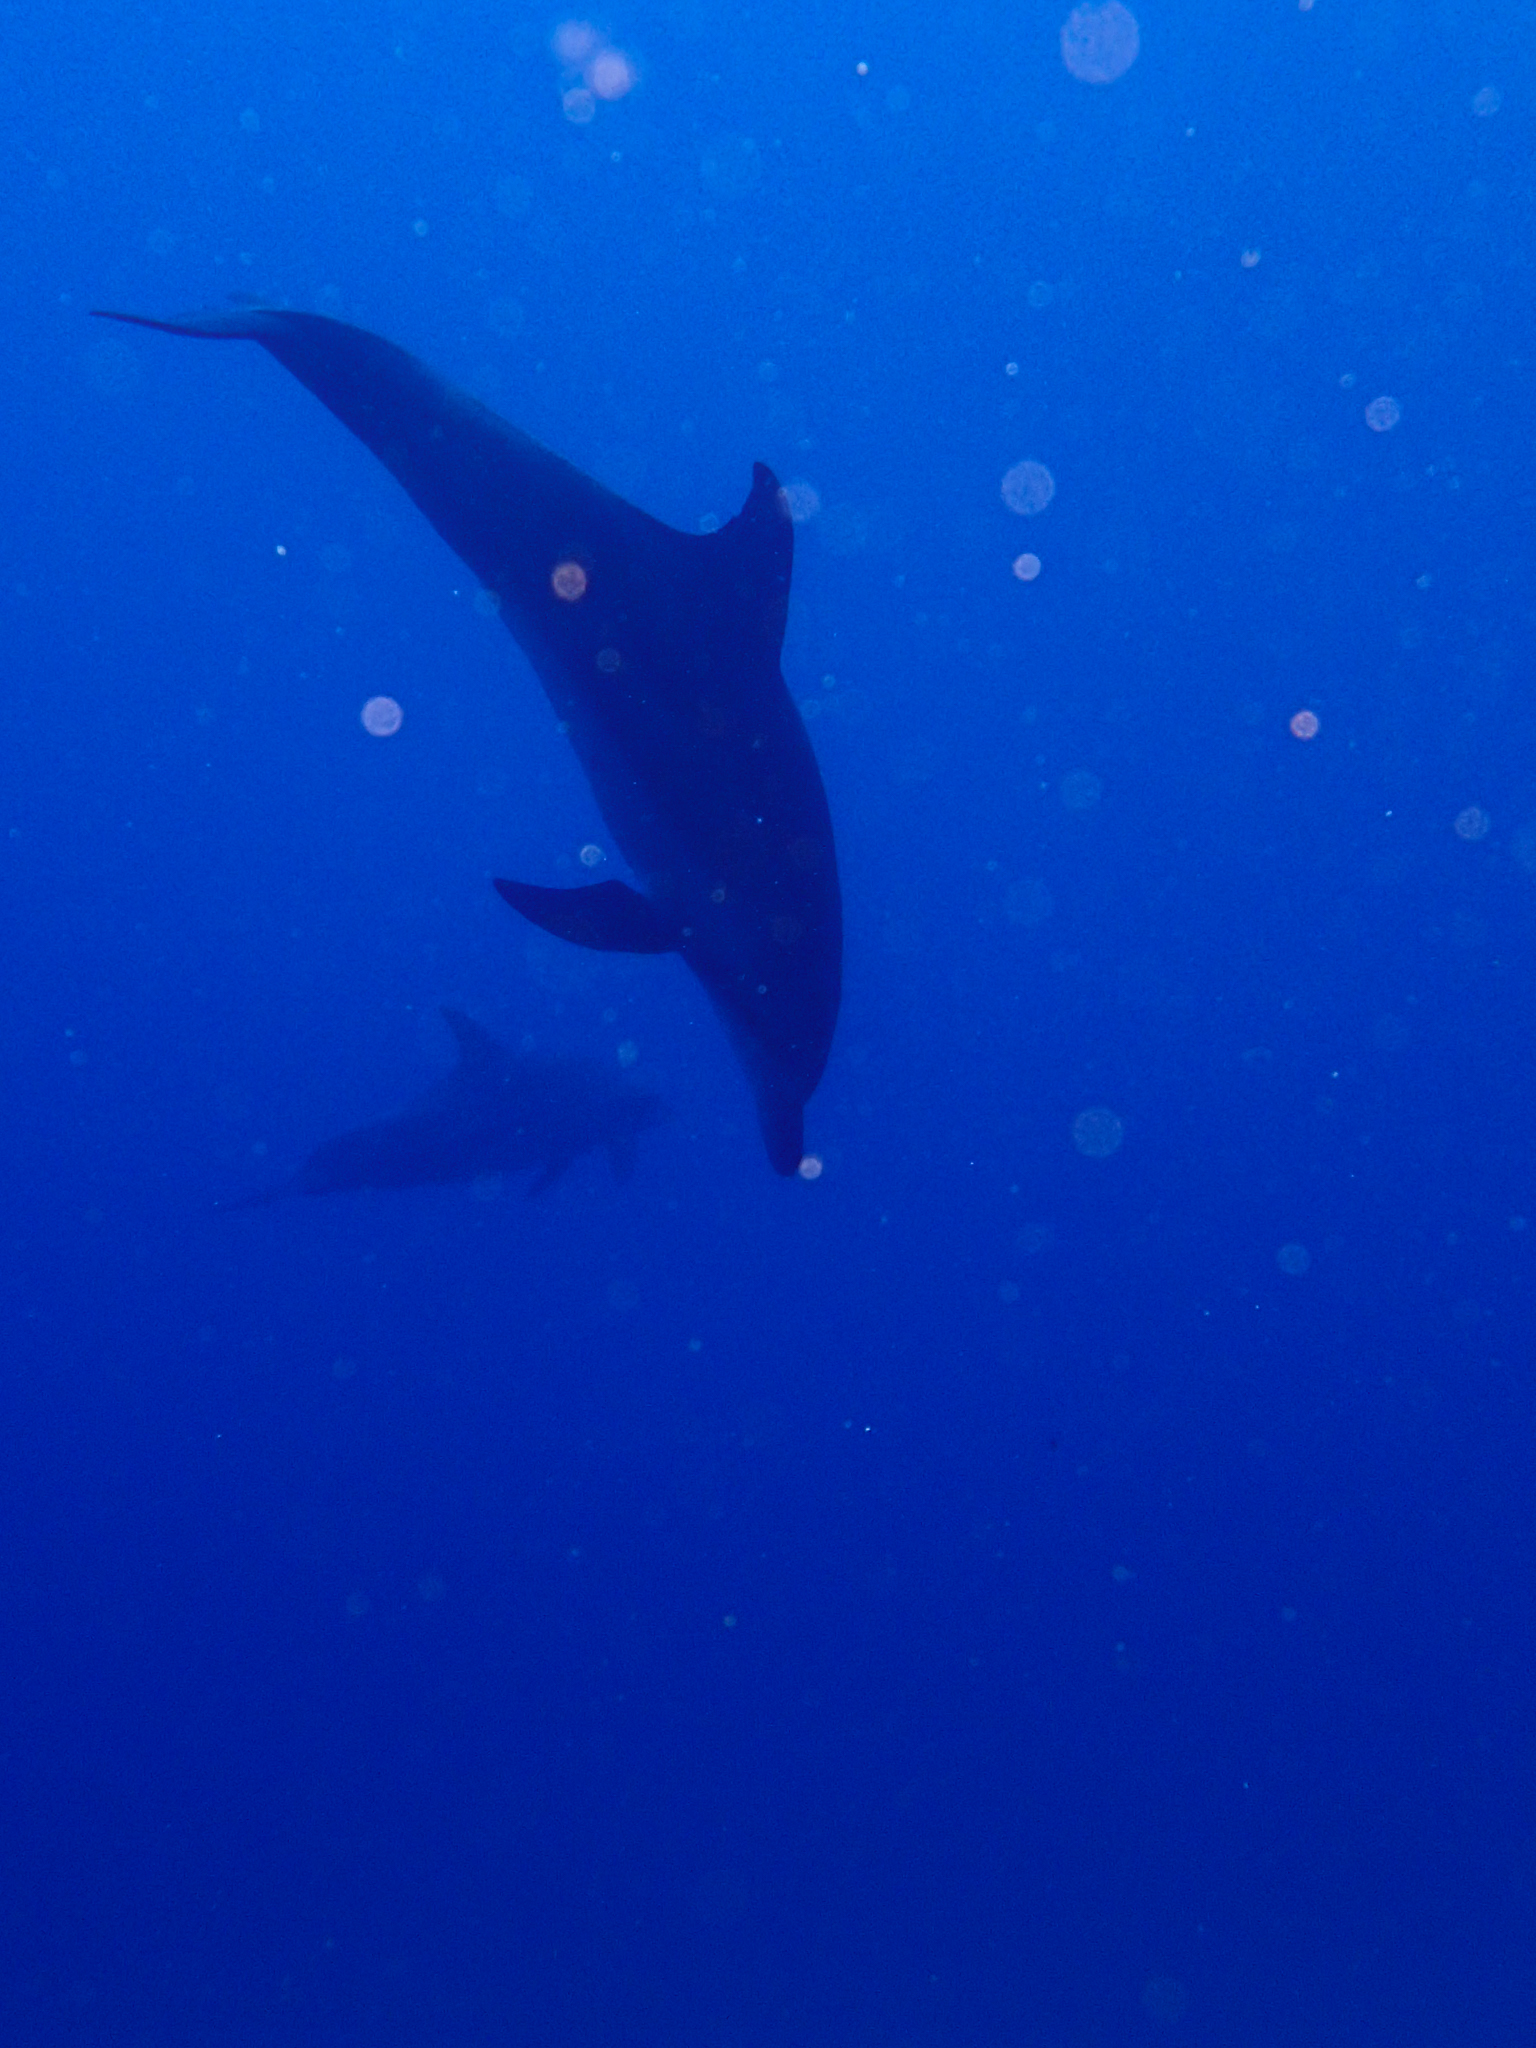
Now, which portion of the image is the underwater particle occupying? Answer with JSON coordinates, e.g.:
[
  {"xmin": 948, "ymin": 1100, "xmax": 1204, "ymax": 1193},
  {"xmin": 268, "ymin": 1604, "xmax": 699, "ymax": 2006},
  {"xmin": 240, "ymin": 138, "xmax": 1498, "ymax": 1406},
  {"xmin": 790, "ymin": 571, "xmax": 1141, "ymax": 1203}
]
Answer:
[
  {"xmin": 1454, "ymin": 805, "xmax": 1492, "ymax": 840},
  {"xmin": 1004, "ymin": 878, "xmax": 1054, "ymax": 925},
  {"xmin": 416, "ymin": 1573, "xmax": 446, "ymax": 1600},
  {"xmin": 579, "ymin": 842, "xmax": 604, "ymax": 867},
  {"xmin": 563, "ymin": 87, "xmax": 597, "ymax": 123},
  {"xmin": 616, "ymin": 1038, "xmax": 639, "ymax": 1067},
  {"xmin": 1028, "ymin": 280, "xmax": 1055, "ymax": 308},
  {"xmin": 1060, "ymin": 2, "xmax": 1140, "ymax": 84},
  {"xmin": 551, "ymin": 559, "xmax": 588, "ymax": 600},
  {"xmin": 344, "ymin": 1591, "xmax": 370, "ymax": 1619},
  {"xmin": 1111, "ymin": 1563, "xmax": 1135, "ymax": 1583},
  {"xmin": 1472, "ymin": 86, "xmax": 1501, "ymax": 117},
  {"xmin": 412, "ymin": 218, "xmax": 429, "ymax": 237},
  {"xmin": 1001, "ymin": 459, "xmax": 1056, "ymax": 515},
  {"xmin": 1276, "ymin": 1242, "xmax": 1311, "ymax": 1275},
  {"xmin": 553, "ymin": 19, "xmax": 601, "ymax": 64},
  {"xmin": 361, "ymin": 694, "xmax": 403, "ymax": 736},
  {"xmin": 998, "ymin": 1281, "xmax": 1021, "ymax": 1303},
  {"xmin": 331, "ymin": 1355, "xmax": 358, "ymax": 1379},
  {"xmin": 587, "ymin": 47, "xmax": 637, "ymax": 99},
  {"xmin": 1240, "ymin": 247, "xmax": 1261, "ymax": 267},
  {"xmin": 239, "ymin": 107, "xmax": 261, "ymax": 132},
  {"xmin": 1289, "ymin": 708, "xmax": 1320, "ymax": 739},
  {"xmin": 595, "ymin": 646, "xmax": 621, "ymax": 672},
  {"xmin": 1142, "ymin": 1977, "xmax": 1189, "ymax": 2025},
  {"xmin": 1072, "ymin": 1106, "xmax": 1123, "ymax": 1157},
  {"xmin": 1012, "ymin": 551, "xmax": 1042, "ymax": 582},
  {"xmin": 781, "ymin": 481, "xmax": 821, "ymax": 522},
  {"xmin": 1060, "ymin": 769, "xmax": 1103, "ymax": 810},
  {"xmin": 1364, "ymin": 394, "xmax": 1401, "ymax": 432},
  {"xmin": 798, "ymin": 1154, "xmax": 824, "ymax": 1180}
]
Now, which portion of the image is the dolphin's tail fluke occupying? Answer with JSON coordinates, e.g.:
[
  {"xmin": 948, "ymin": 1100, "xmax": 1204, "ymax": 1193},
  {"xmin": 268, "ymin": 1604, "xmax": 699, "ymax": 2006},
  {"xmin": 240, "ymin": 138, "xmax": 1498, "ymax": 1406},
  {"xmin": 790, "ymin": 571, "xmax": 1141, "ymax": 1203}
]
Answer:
[{"xmin": 92, "ymin": 305, "xmax": 286, "ymax": 343}]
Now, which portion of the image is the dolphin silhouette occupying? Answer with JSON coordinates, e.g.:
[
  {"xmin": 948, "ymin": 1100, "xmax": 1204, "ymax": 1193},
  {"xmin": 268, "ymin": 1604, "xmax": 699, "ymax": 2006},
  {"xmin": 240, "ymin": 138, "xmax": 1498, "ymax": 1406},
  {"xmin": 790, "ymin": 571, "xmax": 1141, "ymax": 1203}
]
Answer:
[
  {"xmin": 228, "ymin": 1008, "xmax": 664, "ymax": 1206},
  {"xmin": 93, "ymin": 305, "xmax": 841, "ymax": 1174}
]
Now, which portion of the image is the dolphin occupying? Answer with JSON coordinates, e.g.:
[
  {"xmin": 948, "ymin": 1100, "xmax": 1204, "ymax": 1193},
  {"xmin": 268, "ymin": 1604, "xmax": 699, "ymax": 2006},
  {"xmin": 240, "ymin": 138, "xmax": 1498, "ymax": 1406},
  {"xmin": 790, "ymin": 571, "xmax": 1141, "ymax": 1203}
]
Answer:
[
  {"xmin": 228, "ymin": 1008, "xmax": 664, "ymax": 1206},
  {"xmin": 92, "ymin": 304, "xmax": 841, "ymax": 1174}
]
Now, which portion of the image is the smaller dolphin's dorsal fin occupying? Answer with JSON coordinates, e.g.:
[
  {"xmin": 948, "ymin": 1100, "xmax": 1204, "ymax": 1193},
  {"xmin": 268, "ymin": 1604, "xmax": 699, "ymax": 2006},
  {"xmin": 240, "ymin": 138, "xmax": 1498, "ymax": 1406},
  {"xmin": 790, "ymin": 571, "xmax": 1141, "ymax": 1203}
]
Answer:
[
  {"xmin": 440, "ymin": 1007, "xmax": 502, "ymax": 1067},
  {"xmin": 706, "ymin": 462, "xmax": 793, "ymax": 657}
]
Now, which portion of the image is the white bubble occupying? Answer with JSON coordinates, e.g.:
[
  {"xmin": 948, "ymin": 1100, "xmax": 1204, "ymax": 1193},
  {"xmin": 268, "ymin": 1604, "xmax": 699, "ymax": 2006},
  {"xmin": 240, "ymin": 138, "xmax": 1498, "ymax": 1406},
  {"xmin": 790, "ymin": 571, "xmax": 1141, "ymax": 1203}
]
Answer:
[
  {"xmin": 1001, "ymin": 459, "xmax": 1056, "ymax": 515},
  {"xmin": 798, "ymin": 1154, "xmax": 824, "ymax": 1181},
  {"xmin": 361, "ymin": 695, "xmax": 403, "ymax": 737},
  {"xmin": 579, "ymin": 843, "xmax": 605, "ymax": 867},
  {"xmin": 1061, "ymin": 3, "xmax": 1141, "ymax": 84}
]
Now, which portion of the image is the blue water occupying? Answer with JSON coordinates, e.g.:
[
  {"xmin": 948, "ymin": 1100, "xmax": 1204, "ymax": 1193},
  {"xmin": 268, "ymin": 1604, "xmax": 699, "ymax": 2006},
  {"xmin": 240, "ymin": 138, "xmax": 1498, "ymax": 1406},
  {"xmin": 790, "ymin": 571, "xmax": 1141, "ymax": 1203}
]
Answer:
[{"xmin": 3, "ymin": 1, "xmax": 1534, "ymax": 2039}]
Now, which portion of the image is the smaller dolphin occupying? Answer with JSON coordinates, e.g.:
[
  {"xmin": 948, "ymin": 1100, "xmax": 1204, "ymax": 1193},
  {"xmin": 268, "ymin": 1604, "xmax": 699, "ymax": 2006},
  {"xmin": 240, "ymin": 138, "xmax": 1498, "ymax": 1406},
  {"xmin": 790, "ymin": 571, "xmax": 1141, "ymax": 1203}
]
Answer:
[{"xmin": 228, "ymin": 1009, "xmax": 663, "ymax": 1206}]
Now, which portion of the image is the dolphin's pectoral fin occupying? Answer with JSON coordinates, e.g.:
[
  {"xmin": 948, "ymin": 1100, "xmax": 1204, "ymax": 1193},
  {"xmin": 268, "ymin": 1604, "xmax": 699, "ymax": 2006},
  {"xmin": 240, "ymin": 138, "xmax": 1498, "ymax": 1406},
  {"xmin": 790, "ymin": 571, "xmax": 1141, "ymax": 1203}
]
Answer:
[
  {"xmin": 439, "ymin": 1006, "xmax": 501, "ymax": 1068},
  {"xmin": 757, "ymin": 1092, "xmax": 806, "ymax": 1178},
  {"xmin": 494, "ymin": 877, "xmax": 677, "ymax": 954}
]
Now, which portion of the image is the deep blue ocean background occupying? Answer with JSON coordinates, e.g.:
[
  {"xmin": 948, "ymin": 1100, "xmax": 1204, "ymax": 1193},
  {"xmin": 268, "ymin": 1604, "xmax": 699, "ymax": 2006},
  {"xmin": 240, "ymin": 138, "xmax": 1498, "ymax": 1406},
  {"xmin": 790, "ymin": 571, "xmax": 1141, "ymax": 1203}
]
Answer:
[{"xmin": 3, "ymin": 1, "xmax": 1535, "ymax": 2040}]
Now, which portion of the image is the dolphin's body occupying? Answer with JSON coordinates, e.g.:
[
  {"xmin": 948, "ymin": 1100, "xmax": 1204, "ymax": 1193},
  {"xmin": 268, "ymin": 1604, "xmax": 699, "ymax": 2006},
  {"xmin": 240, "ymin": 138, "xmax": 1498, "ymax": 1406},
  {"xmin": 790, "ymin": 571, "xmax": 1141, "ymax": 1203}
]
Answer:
[
  {"xmin": 94, "ymin": 305, "xmax": 840, "ymax": 1173},
  {"xmin": 229, "ymin": 1009, "xmax": 663, "ymax": 1207}
]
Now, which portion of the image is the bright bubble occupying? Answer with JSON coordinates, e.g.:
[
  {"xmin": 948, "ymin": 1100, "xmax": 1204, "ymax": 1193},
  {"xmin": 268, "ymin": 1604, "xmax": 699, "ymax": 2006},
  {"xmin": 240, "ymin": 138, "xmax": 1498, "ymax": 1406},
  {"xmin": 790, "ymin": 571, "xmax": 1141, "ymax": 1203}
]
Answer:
[
  {"xmin": 1060, "ymin": 3, "xmax": 1140, "ymax": 84},
  {"xmin": 1240, "ymin": 247, "xmax": 1261, "ymax": 268},
  {"xmin": 587, "ymin": 47, "xmax": 637, "ymax": 99},
  {"xmin": 562, "ymin": 87, "xmax": 596, "ymax": 124},
  {"xmin": 553, "ymin": 19, "xmax": 601, "ymax": 64},
  {"xmin": 781, "ymin": 481, "xmax": 821, "ymax": 523},
  {"xmin": 1276, "ymin": 1242, "xmax": 1311, "ymax": 1276},
  {"xmin": 1473, "ymin": 86, "xmax": 1501, "ymax": 117},
  {"xmin": 579, "ymin": 843, "xmax": 605, "ymax": 867},
  {"xmin": 1001, "ymin": 459, "xmax": 1056, "ymax": 515},
  {"xmin": 1012, "ymin": 551, "xmax": 1042, "ymax": 582},
  {"xmin": 1365, "ymin": 395, "xmax": 1401, "ymax": 433},
  {"xmin": 1289, "ymin": 709, "xmax": 1320, "ymax": 739},
  {"xmin": 1072, "ymin": 1106, "xmax": 1123, "ymax": 1157},
  {"xmin": 1061, "ymin": 769, "xmax": 1103, "ymax": 810},
  {"xmin": 551, "ymin": 560, "xmax": 588, "ymax": 601},
  {"xmin": 797, "ymin": 1154, "xmax": 824, "ymax": 1181},
  {"xmin": 1455, "ymin": 805, "xmax": 1492, "ymax": 841},
  {"xmin": 361, "ymin": 695, "xmax": 403, "ymax": 736}
]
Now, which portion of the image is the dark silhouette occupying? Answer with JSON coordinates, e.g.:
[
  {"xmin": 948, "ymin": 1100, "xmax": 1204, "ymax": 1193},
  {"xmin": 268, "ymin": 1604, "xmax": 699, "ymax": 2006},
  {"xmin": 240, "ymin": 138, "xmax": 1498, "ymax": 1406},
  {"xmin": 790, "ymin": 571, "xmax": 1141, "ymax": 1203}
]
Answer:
[
  {"xmin": 228, "ymin": 1010, "xmax": 664, "ymax": 1207},
  {"xmin": 94, "ymin": 305, "xmax": 841, "ymax": 1174}
]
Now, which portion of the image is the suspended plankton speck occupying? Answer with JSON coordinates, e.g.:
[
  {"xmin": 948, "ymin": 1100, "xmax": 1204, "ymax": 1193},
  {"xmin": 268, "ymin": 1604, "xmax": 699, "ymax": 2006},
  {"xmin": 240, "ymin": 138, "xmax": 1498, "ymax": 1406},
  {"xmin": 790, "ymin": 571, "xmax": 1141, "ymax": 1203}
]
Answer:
[
  {"xmin": 361, "ymin": 695, "xmax": 403, "ymax": 737},
  {"xmin": 1472, "ymin": 86, "xmax": 1501, "ymax": 117},
  {"xmin": 798, "ymin": 1154, "xmax": 824, "ymax": 1181},
  {"xmin": 579, "ymin": 843, "xmax": 605, "ymax": 867},
  {"xmin": 1012, "ymin": 552, "xmax": 1042, "ymax": 582},
  {"xmin": 1454, "ymin": 805, "xmax": 1491, "ymax": 841},
  {"xmin": 1364, "ymin": 395, "xmax": 1401, "ymax": 433},
  {"xmin": 1289, "ymin": 709, "xmax": 1320, "ymax": 740},
  {"xmin": 553, "ymin": 19, "xmax": 602, "ymax": 64},
  {"xmin": 551, "ymin": 560, "xmax": 588, "ymax": 601},
  {"xmin": 1240, "ymin": 247, "xmax": 1261, "ymax": 268},
  {"xmin": 412, "ymin": 218, "xmax": 429, "ymax": 237},
  {"xmin": 587, "ymin": 47, "xmax": 637, "ymax": 100},
  {"xmin": 1060, "ymin": 2, "xmax": 1140, "ymax": 84},
  {"xmin": 1276, "ymin": 1242, "xmax": 1311, "ymax": 1275},
  {"xmin": 781, "ymin": 481, "xmax": 821, "ymax": 523},
  {"xmin": 1001, "ymin": 459, "xmax": 1055, "ymax": 515},
  {"xmin": 562, "ymin": 86, "xmax": 597, "ymax": 123}
]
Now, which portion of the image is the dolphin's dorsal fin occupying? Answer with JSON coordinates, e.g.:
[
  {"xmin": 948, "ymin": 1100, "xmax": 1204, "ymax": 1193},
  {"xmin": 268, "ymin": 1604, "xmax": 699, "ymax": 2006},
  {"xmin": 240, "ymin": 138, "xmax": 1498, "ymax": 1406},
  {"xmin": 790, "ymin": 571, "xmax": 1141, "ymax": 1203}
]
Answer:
[
  {"xmin": 440, "ymin": 1007, "xmax": 502, "ymax": 1067},
  {"xmin": 705, "ymin": 462, "xmax": 793, "ymax": 656}
]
